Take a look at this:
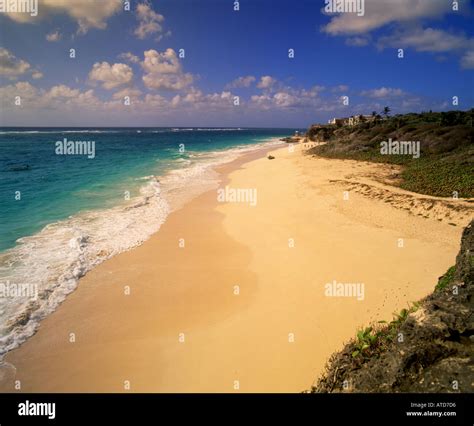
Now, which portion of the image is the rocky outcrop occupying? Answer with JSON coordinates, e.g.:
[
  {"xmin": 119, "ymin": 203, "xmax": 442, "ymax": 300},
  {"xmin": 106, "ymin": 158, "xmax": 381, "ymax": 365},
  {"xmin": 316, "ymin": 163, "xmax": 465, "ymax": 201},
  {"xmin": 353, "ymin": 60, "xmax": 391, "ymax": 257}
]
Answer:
[{"xmin": 311, "ymin": 220, "xmax": 474, "ymax": 393}]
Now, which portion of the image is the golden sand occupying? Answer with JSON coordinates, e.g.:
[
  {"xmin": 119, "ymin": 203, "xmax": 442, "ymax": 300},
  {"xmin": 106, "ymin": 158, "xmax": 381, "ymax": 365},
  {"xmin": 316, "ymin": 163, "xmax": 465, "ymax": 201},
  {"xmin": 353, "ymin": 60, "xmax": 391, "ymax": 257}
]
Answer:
[{"xmin": 0, "ymin": 144, "xmax": 467, "ymax": 392}]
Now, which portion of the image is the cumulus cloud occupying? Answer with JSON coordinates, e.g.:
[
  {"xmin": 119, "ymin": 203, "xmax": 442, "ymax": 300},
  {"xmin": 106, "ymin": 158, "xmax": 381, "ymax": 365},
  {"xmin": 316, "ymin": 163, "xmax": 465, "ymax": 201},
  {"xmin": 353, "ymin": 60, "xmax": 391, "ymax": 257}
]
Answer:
[
  {"xmin": 141, "ymin": 49, "xmax": 193, "ymax": 91},
  {"xmin": 141, "ymin": 48, "xmax": 181, "ymax": 74},
  {"xmin": 171, "ymin": 88, "xmax": 235, "ymax": 110},
  {"xmin": 360, "ymin": 87, "xmax": 405, "ymax": 98},
  {"xmin": 112, "ymin": 88, "xmax": 142, "ymax": 101},
  {"xmin": 256, "ymin": 76, "xmax": 277, "ymax": 89},
  {"xmin": 5, "ymin": 0, "xmax": 122, "ymax": 33},
  {"xmin": 32, "ymin": 71, "xmax": 44, "ymax": 79},
  {"xmin": 0, "ymin": 48, "xmax": 31, "ymax": 77},
  {"xmin": 323, "ymin": 0, "xmax": 454, "ymax": 36},
  {"xmin": 134, "ymin": 2, "xmax": 165, "ymax": 40},
  {"xmin": 378, "ymin": 27, "xmax": 473, "ymax": 53},
  {"xmin": 226, "ymin": 75, "xmax": 256, "ymax": 89},
  {"xmin": 250, "ymin": 85, "xmax": 324, "ymax": 110},
  {"xmin": 46, "ymin": 30, "xmax": 62, "ymax": 42},
  {"xmin": 143, "ymin": 73, "xmax": 193, "ymax": 91},
  {"xmin": 0, "ymin": 81, "xmax": 103, "ymax": 110},
  {"xmin": 118, "ymin": 52, "xmax": 140, "ymax": 64},
  {"xmin": 323, "ymin": 0, "xmax": 472, "ymax": 69},
  {"xmin": 88, "ymin": 62, "xmax": 133, "ymax": 90},
  {"xmin": 461, "ymin": 50, "xmax": 474, "ymax": 69}
]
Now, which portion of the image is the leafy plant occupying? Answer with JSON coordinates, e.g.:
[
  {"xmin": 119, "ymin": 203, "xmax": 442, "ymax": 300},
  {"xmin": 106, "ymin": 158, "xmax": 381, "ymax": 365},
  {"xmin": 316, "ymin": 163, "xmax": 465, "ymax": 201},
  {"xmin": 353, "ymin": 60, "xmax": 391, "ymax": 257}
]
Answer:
[
  {"xmin": 352, "ymin": 327, "xmax": 379, "ymax": 358},
  {"xmin": 435, "ymin": 265, "xmax": 456, "ymax": 292}
]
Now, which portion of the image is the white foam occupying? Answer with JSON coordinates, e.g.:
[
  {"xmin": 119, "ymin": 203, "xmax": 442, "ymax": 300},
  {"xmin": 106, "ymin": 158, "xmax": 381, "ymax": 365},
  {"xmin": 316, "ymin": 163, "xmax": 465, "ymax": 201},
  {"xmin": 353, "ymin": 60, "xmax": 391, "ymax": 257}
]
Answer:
[{"xmin": 0, "ymin": 137, "xmax": 283, "ymax": 356}]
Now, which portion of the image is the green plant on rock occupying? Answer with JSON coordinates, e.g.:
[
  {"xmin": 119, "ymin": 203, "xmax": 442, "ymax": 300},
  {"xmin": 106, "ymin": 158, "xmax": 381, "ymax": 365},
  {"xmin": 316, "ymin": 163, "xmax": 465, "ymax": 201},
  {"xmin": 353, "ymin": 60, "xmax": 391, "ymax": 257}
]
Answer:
[{"xmin": 352, "ymin": 327, "xmax": 379, "ymax": 358}]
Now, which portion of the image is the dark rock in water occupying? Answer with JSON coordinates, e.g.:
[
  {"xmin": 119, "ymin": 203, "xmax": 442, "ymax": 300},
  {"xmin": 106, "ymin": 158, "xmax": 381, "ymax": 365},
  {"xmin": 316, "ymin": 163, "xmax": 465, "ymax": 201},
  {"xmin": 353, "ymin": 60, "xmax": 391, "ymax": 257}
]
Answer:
[
  {"xmin": 268, "ymin": 155, "xmax": 275, "ymax": 160},
  {"xmin": 311, "ymin": 220, "xmax": 474, "ymax": 393},
  {"xmin": 8, "ymin": 164, "xmax": 30, "ymax": 172}
]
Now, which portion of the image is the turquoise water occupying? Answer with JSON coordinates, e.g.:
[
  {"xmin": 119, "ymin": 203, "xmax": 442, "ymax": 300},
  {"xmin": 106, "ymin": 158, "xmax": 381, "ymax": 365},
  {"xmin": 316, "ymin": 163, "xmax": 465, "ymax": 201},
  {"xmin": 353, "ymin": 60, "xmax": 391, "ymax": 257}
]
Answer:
[
  {"xmin": 0, "ymin": 127, "xmax": 294, "ymax": 251},
  {"xmin": 0, "ymin": 127, "xmax": 296, "ymax": 355}
]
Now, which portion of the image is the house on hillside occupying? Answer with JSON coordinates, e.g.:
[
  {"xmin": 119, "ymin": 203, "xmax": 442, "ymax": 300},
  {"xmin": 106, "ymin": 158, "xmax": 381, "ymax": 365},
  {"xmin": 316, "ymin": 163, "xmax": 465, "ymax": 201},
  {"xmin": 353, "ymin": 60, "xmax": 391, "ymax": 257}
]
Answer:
[
  {"xmin": 329, "ymin": 114, "xmax": 376, "ymax": 127},
  {"xmin": 328, "ymin": 117, "xmax": 350, "ymax": 127}
]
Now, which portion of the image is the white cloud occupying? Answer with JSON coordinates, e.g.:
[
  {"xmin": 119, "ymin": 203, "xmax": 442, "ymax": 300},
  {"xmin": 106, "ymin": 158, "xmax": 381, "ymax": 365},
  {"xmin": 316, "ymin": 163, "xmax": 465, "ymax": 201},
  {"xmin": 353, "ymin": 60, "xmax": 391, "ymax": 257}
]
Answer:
[
  {"xmin": 323, "ymin": 0, "xmax": 454, "ymax": 36},
  {"xmin": 0, "ymin": 82, "xmax": 102, "ymax": 110},
  {"xmin": 141, "ymin": 49, "xmax": 193, "ymax": 91},
  {"xmin": 134, "ymin": 2, "xmax": 165, "ymax": 40},
  {"xmin": 118, "ymin": 52, "xmax": 140, "ymax": 64},
  {"xmin": 143, "ymin": 73, "xmax": 194, "ymax": 90},
  {"xmin": 5, "ymin": 0, "xmax": 122, "ymax": 33},
  {"xmin": 141, "ymin": 48, "xmax": 181, "ymax": 74},
  {"xmin": 360, "ymin": 87, "xmax": 405, "ymax": 98},
  {"xmin": 0, "ymin": 48, "xmax": 31, "ymax": 77},
  {"xmin": 378, "ymin": 27, "xmax": 473, "ymax": 53},
  {"xmin": 32, "ymin": 71, "xmax": 43, "ymax": 79},
  {"xmin": 461, "ymin": 50, "xmax": 474, "ymax": 69},
  {"xmin": 46, "ymin": 30, "xmax": 62, "ymax": 42},
  {"xmin": 0, "ymin": 82, "xmax": 38, "ymax": 105},
  {"xmin": 47, "ymin": 84, "xmax": 80, "ymax": 98},
  {"xmin": 112, "ymin": 88, "xmax": 142, "ymax": 100},
  {"xmin": 88, "ymin": 62, "xmax": 133, "ymax": 90},
  {"xmin": 331, "ymin": 85, "xmax": 348, "ymax": 93},
  {"xmin": 256, "ymin": 76, "xmax": 277, "ymax": 89},
  {"xmin": 173, "ymin": 88, "xmax": 235, "ymax": 110},
  {"xmin": 250, "ymin": 85, "xmax": 324, "ymax": 110},
  {"xmin": 226, "ymin": 75, "xmax": 256, "ymax": 89}
]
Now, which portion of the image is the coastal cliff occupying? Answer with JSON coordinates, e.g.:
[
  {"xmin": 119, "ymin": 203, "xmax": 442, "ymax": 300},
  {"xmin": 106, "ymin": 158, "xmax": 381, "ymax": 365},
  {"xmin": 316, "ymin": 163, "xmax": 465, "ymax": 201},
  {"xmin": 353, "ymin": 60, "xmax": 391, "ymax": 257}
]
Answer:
[{"xmin": 306, "ymin": 110, "xmax": 474, "ymax": 198}]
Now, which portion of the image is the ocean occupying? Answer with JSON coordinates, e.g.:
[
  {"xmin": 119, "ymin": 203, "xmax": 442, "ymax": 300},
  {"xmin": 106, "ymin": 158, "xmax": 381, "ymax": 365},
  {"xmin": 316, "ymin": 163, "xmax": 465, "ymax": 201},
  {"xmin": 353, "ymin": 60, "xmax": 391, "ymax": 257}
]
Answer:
[{"xmin": 0, "ymin": 127, "xmax": 296, "ymax": 355}]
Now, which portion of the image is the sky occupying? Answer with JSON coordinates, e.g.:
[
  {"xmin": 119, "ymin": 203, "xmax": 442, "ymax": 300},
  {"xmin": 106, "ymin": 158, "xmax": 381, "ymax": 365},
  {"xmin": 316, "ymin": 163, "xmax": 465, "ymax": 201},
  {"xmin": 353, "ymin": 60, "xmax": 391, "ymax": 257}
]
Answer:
[{"xmin": 0, "ymin": 0, "xmax": 473, "ymax": 127}]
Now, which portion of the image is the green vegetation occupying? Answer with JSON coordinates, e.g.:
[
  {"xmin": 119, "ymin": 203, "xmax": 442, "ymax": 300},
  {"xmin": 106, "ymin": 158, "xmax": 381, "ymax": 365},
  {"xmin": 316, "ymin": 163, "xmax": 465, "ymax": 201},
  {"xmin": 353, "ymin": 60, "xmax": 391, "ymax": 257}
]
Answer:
[
  {"xmin": 435, "ymin": 265, "xmax": 456, "ymax": 292},
  {"xmin": 307, "ymin": 109, "xmax": 474, "ymax": 198},
  {"xmin": 351, "ymin": 303, "xmax": 420, "ymax": 359}
]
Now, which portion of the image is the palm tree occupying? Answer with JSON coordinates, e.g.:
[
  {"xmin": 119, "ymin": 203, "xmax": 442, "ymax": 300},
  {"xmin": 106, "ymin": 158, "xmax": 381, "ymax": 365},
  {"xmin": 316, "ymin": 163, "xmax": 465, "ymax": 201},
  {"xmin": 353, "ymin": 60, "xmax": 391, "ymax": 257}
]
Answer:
[{"xmin": 382, "ymin": 106, "xmax": 391, "ymax": 119}]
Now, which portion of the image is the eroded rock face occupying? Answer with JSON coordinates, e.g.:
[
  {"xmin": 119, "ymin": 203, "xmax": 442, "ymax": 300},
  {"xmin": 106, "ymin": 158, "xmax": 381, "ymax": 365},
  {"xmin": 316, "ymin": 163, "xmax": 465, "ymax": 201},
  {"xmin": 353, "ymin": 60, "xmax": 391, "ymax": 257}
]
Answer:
[{"xmin": 312, "ymin": 221, "xmax": 474, "ymax": 393}]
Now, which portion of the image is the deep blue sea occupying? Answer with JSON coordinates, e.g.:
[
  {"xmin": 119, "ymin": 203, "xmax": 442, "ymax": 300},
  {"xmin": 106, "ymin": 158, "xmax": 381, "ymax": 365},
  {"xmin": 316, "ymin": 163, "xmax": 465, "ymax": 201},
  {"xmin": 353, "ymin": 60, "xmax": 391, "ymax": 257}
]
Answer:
[{"xmin": 0, "ymin": 127, "xmax": 296, "ymax": 355}]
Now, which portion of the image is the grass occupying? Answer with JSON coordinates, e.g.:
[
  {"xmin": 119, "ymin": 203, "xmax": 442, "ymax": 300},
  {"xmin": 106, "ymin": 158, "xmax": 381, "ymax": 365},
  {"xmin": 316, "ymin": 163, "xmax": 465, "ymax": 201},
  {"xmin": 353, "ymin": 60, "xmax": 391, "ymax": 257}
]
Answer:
[
  {"xmin": 435, "ymin": 265, "xmax": 456, "ymax": 292},
  {"xmin": 307, "ymin": 110, "xmax": 474, "ymax": 198}
]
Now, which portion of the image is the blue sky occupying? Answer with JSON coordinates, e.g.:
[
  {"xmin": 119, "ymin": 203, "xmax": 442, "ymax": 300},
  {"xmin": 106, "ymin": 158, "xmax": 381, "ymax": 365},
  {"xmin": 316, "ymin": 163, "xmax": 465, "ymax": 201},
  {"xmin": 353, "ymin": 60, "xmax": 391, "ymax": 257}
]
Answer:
[{"xmin": 0, "ymin": 0, "xmax": 473, "ymax": 127}]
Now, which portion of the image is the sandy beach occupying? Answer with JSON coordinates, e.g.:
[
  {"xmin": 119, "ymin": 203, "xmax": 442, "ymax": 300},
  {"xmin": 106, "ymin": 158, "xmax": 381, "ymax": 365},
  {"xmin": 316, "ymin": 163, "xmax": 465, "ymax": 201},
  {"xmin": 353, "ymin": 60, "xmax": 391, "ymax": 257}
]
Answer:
[{"xmin": 0, "ymin": 143, "xmax": 469, "ymax": 393}]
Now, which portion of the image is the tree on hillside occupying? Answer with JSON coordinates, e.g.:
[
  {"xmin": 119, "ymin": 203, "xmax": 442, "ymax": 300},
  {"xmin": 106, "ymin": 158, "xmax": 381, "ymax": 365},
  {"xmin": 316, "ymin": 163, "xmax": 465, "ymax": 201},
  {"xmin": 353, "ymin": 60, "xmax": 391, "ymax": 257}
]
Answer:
[{"xmin": 382, "ymin": 106, "xmax": 391, "ymax": 119}]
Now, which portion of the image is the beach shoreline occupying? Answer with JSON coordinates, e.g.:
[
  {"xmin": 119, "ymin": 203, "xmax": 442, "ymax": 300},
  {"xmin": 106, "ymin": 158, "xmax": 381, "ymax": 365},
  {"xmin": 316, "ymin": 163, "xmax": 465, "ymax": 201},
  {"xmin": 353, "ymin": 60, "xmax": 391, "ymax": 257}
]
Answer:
[{"xmin": 0, "ymin": 141, "xmax": 467, "ymax": 393}]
